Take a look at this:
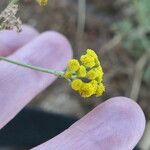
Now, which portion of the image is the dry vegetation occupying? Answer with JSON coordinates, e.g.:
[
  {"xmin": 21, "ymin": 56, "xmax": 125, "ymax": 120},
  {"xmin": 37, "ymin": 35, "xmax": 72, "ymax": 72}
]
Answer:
[{"xmin": 0, "ymin": 1, "xmax": 150, "ymax": 149}]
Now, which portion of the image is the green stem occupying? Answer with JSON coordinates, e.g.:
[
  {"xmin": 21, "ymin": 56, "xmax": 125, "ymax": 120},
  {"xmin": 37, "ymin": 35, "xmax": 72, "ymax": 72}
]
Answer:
[
  {"xmin": 10, "ymin": 0, "xmax": 20, "ymax": 4},
  {"xmin": 0, "ymin": 56, "xmax": 64, "ymax": 77}
]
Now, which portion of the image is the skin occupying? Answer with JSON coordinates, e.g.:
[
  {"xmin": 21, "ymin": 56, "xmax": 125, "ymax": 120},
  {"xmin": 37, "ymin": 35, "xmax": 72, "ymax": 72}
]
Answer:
[{"xmin": 0, "ymin": 25, "xmax": 146, "ymax": 150}]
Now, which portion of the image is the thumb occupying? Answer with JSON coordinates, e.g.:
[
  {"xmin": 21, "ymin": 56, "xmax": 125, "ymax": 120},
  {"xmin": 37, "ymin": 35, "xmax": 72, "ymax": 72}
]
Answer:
[{"xmin": 32, "ymin": 97, "xmax": 145, "ymax": 150}]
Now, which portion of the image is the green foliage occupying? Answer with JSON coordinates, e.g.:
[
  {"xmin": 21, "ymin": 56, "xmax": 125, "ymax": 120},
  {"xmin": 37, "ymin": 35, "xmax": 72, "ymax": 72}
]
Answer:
[
  {"xmin": 144, "ymin": 64, "xmax": 150, "ymax": 83},
  {"xmin": 134, "ymin": 0, "xmax": 150, "ymax": 31},
  {"xmin": 113, "ymin": 0, "xmax": 150, "ymax": 81},
  {"xmin": 113, "ymin": 0, "xmax": 150, "ymax": 57}
]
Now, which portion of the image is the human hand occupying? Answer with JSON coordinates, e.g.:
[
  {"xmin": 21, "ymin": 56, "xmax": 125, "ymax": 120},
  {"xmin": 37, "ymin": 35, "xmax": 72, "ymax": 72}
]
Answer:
[{"xmin": 0, "ymin": 25, "xmax": 145, "ymax": 150}]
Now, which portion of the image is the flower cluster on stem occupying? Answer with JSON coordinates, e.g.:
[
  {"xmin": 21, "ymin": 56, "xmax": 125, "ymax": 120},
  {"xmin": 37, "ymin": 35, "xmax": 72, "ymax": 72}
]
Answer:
[{"xmin": 64, "ymin": 49, "xmax": 105, "ymax": 98}]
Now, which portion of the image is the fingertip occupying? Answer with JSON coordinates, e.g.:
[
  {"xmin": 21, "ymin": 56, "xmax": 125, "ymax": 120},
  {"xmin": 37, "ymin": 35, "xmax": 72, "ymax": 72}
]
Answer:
[
  {"xmin": 72, "ymin": 96, "xmax": 145, "ymax": 149},
  {"xmin": 106, "ymin": 96, "xmax": 146, "ymax": 149},
  {"xmin": 105, "ymin": 96, "xmax": 146, "ymax": 133},
  {"xmin": 33, "ymin": 97, "xmax": 145, "ymax": 150}
]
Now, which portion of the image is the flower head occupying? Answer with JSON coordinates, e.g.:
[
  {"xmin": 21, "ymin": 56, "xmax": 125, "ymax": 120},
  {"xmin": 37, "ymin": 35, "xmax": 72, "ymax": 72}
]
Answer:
[
  {"xmin": 96, "ymin": 83, "xmax": 105, "ymax": 97},
  {"xmin": 87, "ymin": 49, "xmax": 98, "ymax": 59},
  {"xmin": 79, "ymin": 82, "xmax": 95, "ymax": 98},
  {"xmin": 64, "ymin": 49, "xmax": 105, "ymax": 98},
  {"xmin": 64, "ymin": 70, "xmax": 72, "ymax": 79},
  {"xmin": 90, "ymin": 80, "xmax": 98, "ymax": 93},
  {"xmin": 36, "ymin": 0, "xmax": 48, "ymax": 6},
  {"xmin": 67, "ymin": 59, "xmax": 80, "ymax": 72},
  {"xmin": 87, "ymin": 68, "xmax": 98, "ymax": 80},
  {"xmin": 71, "ymin": 79, "xmax": 83, "ymax": 91},
  {"xmin": 80, "ymin": 54, "xmax": 95, "ymax": 68},
  {"xmin": 77, "ymin": 65, "xmax": 86, "ymax": 77}
]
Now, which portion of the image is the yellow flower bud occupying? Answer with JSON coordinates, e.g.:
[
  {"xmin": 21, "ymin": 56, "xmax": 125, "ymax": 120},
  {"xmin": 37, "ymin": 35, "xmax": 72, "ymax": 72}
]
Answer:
[
  {"xmin": 87, "ymin": 49, "xmax": 100, "ymax": 66},
  {"xmin": 90, "ymin": 80, "xmax": 98, "ymax": 93},
  {"xmin": 87, "ymin": 49, "xmax": 98, "ymax": 59},
  {"xmin": 64, "ymin": 49, "xmax": 105, "ymax": 98},
  {"xmin": 96, "ymin": 83, "xmax": 105, "ymax": 97},
  {"xmin": 96, "ymin": 76, "xmax": 103, "ymax": 83},
  {"xmin": 87, "ymin": 69, "xmax": 98, "ymax": 80},
  {"xmin": 79, "ymin": 83, "xmax": 95, "ymax": 98},
  {"xmin": 64, "ymin": 70, "xmax": 72, "ymax": 79},
  {"xmin": 80, "ymin": 54, "xmax": 95, "ymax": 68},
  {"xmin": 95, "ymin": 58, "xmax": 100, "ymax": 66},
  {"xmin": 77, "ymin": 65, "xmax": 86, "ymax": 77},
  {"xmin": 67, "ymin": 59, "xmax": 80, "ymax": 72},
  {"xmin": 71, "ymin": 79, "xmax": 83, "ymax": 91},
  {"xmin": 95, "ymin": 66, "xmax": 104, "ymax": 81}
]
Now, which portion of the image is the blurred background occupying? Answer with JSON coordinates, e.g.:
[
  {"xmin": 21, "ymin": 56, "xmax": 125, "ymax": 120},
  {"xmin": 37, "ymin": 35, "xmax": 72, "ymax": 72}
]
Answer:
[{"xmin": 0, "ymin": 0, "xmax": 150, "ymax": 149}]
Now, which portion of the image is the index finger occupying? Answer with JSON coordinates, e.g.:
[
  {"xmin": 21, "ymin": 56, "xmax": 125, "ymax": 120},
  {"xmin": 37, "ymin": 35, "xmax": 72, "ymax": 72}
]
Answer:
[
  {"xmin": 0, "ymin": 31, "xmax": 72, "ymax": 129},
  {"xmin": 0, "ymin": 25, "xmax": 39, "ymax": 56}
]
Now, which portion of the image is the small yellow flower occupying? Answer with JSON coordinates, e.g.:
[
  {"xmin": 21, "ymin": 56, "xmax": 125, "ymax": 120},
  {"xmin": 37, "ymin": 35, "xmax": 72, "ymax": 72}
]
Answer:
[
  {"xmin": 96, "ymin": 83, "xmax": 105, "ymax": 97},
  {"xmin": 80, "ymin": 54, "xmax": 95, "ymax": 68},
  {"xmin": 79, "ymin": 82, "xmax": 95, "ymax": 98},
  {"xmin": 87, "ymin": 49, "xmax": 100, "ymax": 66},
  {"xmin": 96, "ymin": 66, "xmax": 103, "ymax": 75},
  {"xmin": 71, "ymin": 79, "xmax": 83, "ymax": 91},
  {"xmin": 95, "ymin": 58, "xmax": 100, "ymax": 66},
  {"xmin": 77, "ymin": 65, "xmax": 86, "ymax": 77},
  {"xmin": 67, "ymin": 59, "xmax": 80, "ymax": 72},
  {"xmin": 36, "ymin": 0, "xmax": 48, "ymax": 6},
  {"xmin": 90, "ymin": 80, "xmax": 98, "ymax": 93},
  {"xmin": 64, "ymin": 49, "xmax": 105, "ymax": 98},
  {"xmin": 87, "ymin": 69, "xmax": 98, "ymax": 80},
  {"xmin": 64, "ymin": 70, "xmax": 72, "ymax": 79},
  {"xmin": 95, "ymin": 66, "xmax": 104, "ymax": 80},
  {"xmin": 87, "ymin": 49, "xmax": 98, "ymax": 59},
  {"xmin": 96, "ymin": 76, "xmax": 103, "ymax": 83},
  {"xmin": 87, "ymin": 67, "xmax": 104, "ymax": 80}
]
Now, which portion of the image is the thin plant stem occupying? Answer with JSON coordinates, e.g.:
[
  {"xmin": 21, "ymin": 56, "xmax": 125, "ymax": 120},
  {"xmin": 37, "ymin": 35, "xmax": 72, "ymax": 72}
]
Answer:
[
  {"xmin": 76, "ymin": 0, "xmax": 86, "ymax": 57},
  {"xmin": 0, "ymin": 56, "xmax": 64, "ymax": 77}
]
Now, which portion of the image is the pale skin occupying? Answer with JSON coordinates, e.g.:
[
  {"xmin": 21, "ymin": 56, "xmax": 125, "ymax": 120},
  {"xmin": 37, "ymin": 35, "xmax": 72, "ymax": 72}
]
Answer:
[{"xmin": 0, "ymin": 25, "xmax": 146, "ymax": 150}]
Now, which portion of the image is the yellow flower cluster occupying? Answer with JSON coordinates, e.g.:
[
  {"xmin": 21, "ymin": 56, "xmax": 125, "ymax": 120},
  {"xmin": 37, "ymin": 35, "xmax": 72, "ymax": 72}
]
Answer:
[
  {"xmin": 64, "ymin": 49, "xmax": 105, "ymax": 98},
  {"xmin": 36, "ymin": 0, "xmax": 48, "ymax": 6}
]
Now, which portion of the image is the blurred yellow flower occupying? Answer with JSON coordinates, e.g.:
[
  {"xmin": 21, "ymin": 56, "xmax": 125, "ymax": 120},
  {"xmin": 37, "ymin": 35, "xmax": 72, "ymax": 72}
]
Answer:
[
  {"xmin": 36, "ymin": 0, "xmax": 48, "ymax": 6},
  {"xmin": 64, "ymin": 49, "xmax": 105, "ymax": 98}
]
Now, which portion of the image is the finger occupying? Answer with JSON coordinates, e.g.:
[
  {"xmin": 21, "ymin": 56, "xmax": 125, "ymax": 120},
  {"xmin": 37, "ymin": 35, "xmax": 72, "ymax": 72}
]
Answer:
[
  {"xmin": 32, "ymin": 97, "xmax": 145, "ymax": 150},
  {"xmin": 0, "ymin": 31, "xmax": 72, "ymax": 129},
  {"xmin": 0, "ymin": 25, "xmax": 39, "ymax": 56}
]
